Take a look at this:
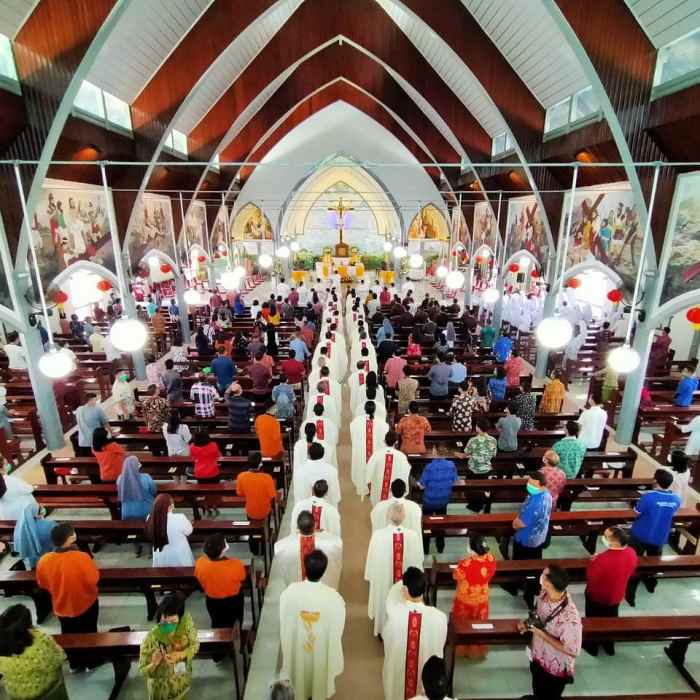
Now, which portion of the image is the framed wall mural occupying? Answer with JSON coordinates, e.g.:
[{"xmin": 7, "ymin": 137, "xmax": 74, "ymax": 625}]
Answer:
[
  {"xmin": 560, "ymin": 184, "xmax": 640, "ymax": 292},
  {"xmin": 230, "ymin": 203, "xmax": 273, "ymax": 241},
  {"xmin": 505, "ymin": 196, "xmax": 548, "ymax": 264},
  {"xmin": 452, "ymin": 206, "xmax": 471, "ymax": 250},
  {"xmin": 472, "ymin": 201, "xmax": 497, "ymax": 252},
  {"xmin": 407, "ymin": 204, "xmax": 449, "ymax": 240},
  {"xmin": 210, "ymin": 204, "xmax": 228, "ymax": 251},
  {"xmin": 181, "ymin": 200, "xmax": 207, "ymax": 255},
  {"xmin": 660, "ymin": 170, "xmax": 700, "ymax": 305},
  {"xmin": 127, "ymin": 193, "xmax": 175, "ymax": 273}
]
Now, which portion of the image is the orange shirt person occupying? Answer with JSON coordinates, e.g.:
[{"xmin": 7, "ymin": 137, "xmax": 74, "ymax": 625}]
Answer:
[
  {"xmin": 255, "ymin": 411, "xmax": 284, "ymax": 458},
  {"xmin": 236, "ymin": 450, "xmax": 278, "ymax": 520},
  {"xmin": 92, "ymin": 427, "xmax": 126, "ymax": 482},
  {"xmin": 396, "ymin": 401, "xmax": 432, "ymax": 454},
  {"xmin": 36, "ymin": 523, "xmax": 100, "ymax": 671}
]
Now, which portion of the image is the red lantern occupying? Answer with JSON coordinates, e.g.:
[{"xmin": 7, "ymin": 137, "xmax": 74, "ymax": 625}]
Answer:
[
  {"xmin": 53, "ymin": 290, "xmax": 68, "ymax": 304},
  {"xmin": 508, "ymin": 263, "xmax": 519, "ymax": 274},
  {"xmin": 137, "ymin": 268, "xmax": 149, "ymax": 279},
  {"xmin": 475, "ymin": 256, "xmax": 483, "ymax": 265},
  {"xmin": 565, "ymin": 277, "xmax": 581, "ymax": 289},
  {"xmin": 530, "ymin": 269, "xmax": 541, "ymax": 278},
  {"xmin": 160, "ymin": 263, "xmax": 172, "ymax": 274},
  {"xmin": 96, "ymin": 280, "xmax": 112, "ymax": 292},
  {"xmin": 607, "ymin": 289, "xmax": 623, "ymax": 303},
  {"xmin": 197, "ymin": 255, "xmax": 206, "ymax": 263},
  {"xmin": 214, "ymin": 252, "xmax": 220, "ymax": 259},
  {"xmin": 686, "ymin": 307, "xmax": 700, "ymax": 324}
]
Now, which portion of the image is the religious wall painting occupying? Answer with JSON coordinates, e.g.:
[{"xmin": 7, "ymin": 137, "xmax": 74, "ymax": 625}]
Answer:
[
  {"xmin": 230, "ymin": 203, "xmax": 273, "ymax": 241},
  {"xmin": 181, "ymin": 200, "xmax": 207, "ymax": 256},
  {"xmin": 560, "ymin": 185, "xmax": 639, "ymax": 293},
  {"xmin": 472, "ymin": 201, "xmax": 497, "ymax": 252},
  {"xmin": 210, "ymin": 204, "xmax": 228, "ymax": 251},
  {"xmin": 505, "ymin": 196, "xmax": 547, "ymax": 264},
  {"xmin": 407, "ymin": 204, "xmax": 449, "ymax": 241},
  {"xmin": 660, "ymin": 170, "xmax": 700, "ymax": 305},
  {"xmin": 452, "ymin": 207, "xmax": 471, "ymax": 250},
  {"xmin": 31, "ymin": 178, "xmax": 116, "ymax": 290},
  {"xmin": 127, "ymin": 193, "xmax": 176, "ymax": 274}
]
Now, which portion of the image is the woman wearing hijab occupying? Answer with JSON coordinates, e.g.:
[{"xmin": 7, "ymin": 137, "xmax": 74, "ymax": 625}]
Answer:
[
  {"xmin": 375, "ymin": 317, "xmax": 394, "ymax": 346},
  {"xmin": 13, "ymin": 503, "xmax": 55, "ymax": 569},
  {"xmin": 0, "ymin": 471, "xmax": 37, "ymax": 521},
  {"xmin": 118, "ymin": 456, "xmax": 157, "ymax": 520},
  {"xmin": 445, "ymin": 321, "xmax": 457, "ymax": 349},
  {"xmin": 146, "ymin": 494, "xmax": 194, "ymax": 567}
]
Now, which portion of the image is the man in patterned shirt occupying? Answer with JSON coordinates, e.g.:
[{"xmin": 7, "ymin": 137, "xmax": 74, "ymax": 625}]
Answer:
[
  {"xmin": 449, "ymin": 381, "xmax": 483, "ymax": 432},
  {"xmin": 141, "ymin": 384, "xmax": 169, "ymax": 433},
  {"xmin": 512, "ymin": 385, "xmax": 538, "ymax": 432},
  {"xmin": 465, "ymin": 417, "xmax": 498, "ymax": 475},
  {"xmin": 552, "ymin": 421, "xmax": 587, "ymax": 478},
  {"xmin": 189, "ymin": 372, "xmax": 221, "ymax": 418},
  {"xmin": 540, "ymin": 449, "xmax": 567, "ymax": 509}
]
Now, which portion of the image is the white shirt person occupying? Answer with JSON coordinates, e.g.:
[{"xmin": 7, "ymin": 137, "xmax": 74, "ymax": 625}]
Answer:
[{"xmin": 577, "ymin": 397, "xmax": 608, "ymax": 449}]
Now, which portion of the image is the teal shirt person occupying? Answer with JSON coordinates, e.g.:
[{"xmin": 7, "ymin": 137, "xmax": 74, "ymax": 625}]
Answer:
[
  {"xmin": 552, "ymin": 436, "xmax": 587, "ymax": 478},
  {"xmin": 480, "ymin": 325, "xmax": 496, "ymax": 349}
]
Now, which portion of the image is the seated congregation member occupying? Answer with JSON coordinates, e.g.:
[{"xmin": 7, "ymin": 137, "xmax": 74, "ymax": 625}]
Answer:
[
  {"xmin": 271, "ymin": 374, "xmax": 295, "ymax": 420},
  {"xmin": 36, "ymin": 524, "xmax": 100, "ymax": 671},
  {"xmin": 365, "ymin": 503, "xmax": 424, "ymax": 637},
  {"xmin": 190, "ymin": 371, "xmax": 221, "ymax": 418},
  {"xmin": 383, "ymin": 348, "xmax": 407, "ymax": 391},
  {"xmin": 141, "ymin": 384, "xmax": 169, "ymax": 433},
  {"xmin": 512, "ymin": 385, "xmax": 538, "ymax": 432},
  {"xmin": 487, "ymin": 366, "xmax": 508, "ymax": 402},
  {"xmin": 195, "ymin": 533, "xmax": 246, "ymax": 630},
  {"xmin": 195, "ymin": 325, "xmax": 210, "ymax": 355},
  {"xmin": 370, "ymin": 479, "xmax": 422, "ymax": 537},
  {"xmin": 517, "ymin": 565, "xmax": 582, "ymax": 700},
  {"xmin": 417, "ymin": 455, "xmax": 457, "ymax": 554},
  {"xmin": 291, "ymin": 479, "xmax": 341, "ymax": 537},
  {"xmin": 190, "ymin": 431, "xmax": 222, "ymax": 516},
  {"xmin": 147, "ymin": 494, "xmax": 195, "ymax": 567},
  {"xmin": 540, "ymin": 450, "xmax": 567, "ymax": 509},
  {"xmin": 451, "ymin": 534, "xmax": 497, "ymax": 659},
  {"xmin": 0, "ymin": 604, "xmax": 68, "ymax": 700},
  {"xmin": 383, "ymin": 568, "xmax": 448, "ymax": 700},
  {"xmin": 92, "ymin": 427, "xmax": 126, "ymax": 482},
  {"xmin": 117, "ymin": 456, "xmax": 157, "ymax": 520},
  {"xmin": 479, "ymin": 322, "xmax": 496, "ymax": 350},
  {"xmin": 138, "ymin": 593, "xmax": 199, "ymax": 700},
  {"xmin": 466, "ymin": 417, "xmax": 498, "ymax": 474},
  {"xmin": 255, "ymin": 410, "xmax": 284, "ymax": 458},
  {"xmin": 224, "ymin": 382, "xmax": 252, "ymax": 433},
  {"xmin": 279, "ymin": 550, "xmax": 346, "ymax": 700},
  {"xmin": 496, "ymin": 403, "xmax": 521, "ymax": 453},
  {"xmin": 364, "ymin": 429, "xmax": 411, "ymax": 505},
  {"xmin": 0, "ymin": 470, "xmax": 37, "ymax": 520},
  {"xmin": 397, "ymin": 401, "xmax": 431, "ymax": 454},
  {"xmin": 577, "ymin": 394, "xmax": 608, "ymax": 449},
  {"xmin": 552, "ymin": 421, "xmax": 587, "ymax": 478},
  {"xmin": 162, "ymin": 410, "xmax": 191, "ymax": 457},
  {"xmin": 350, "ymin": 401, "xmax": 389, "ymax": 495},
  {"xmin": 211, "ymin": 346, "xmax": 236, "ymax": 394},
  {"xmin": 674, "ymin": 367, "xmax": 699, "ymax": 407},
  {"xmin": 275, "ymin": 510, "xmax": 343, "ymax": 589},
  {"xmin": 13, "ymin": 503, "xmax": 55, "ymax": 569},
  {"xmin": 540, "ymin": 369, "xmax": 566, "ymax": 413},
  {"xmin": 663, "ymin": 449, "xmax": 691, "ymax": 505},
  {"xmin": 112, "ymin": 371, "xmax": 136, "ymax": 419},
  {"xmin": 428, "ymin": 354, "xmax": 452, "ymax": 399},
  {"xmin": 292, "ymin": 442, "xmax": 341, "ymax": 506},
  {"xmin": 583, "ymin": 526, "xmax": 638, "ymax": 656},
  {"xmin": 449, "ymin": 381, "xmax": 483, "ymax": 432}
]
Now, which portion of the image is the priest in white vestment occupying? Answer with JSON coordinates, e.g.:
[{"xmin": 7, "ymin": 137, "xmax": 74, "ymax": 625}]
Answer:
[
  {"xmin": 407, "ymin": 655, "xmax": 453, "ymax": 700},
  {"xmin": 348, "ymin": 362, "xmax": 369, "ymax": 410},
  {"xmin": 351, "ymin": 334, "xmax": 377, "ymax": 366},
  {"xmin": 306, "ymin": 381, "xmax": 341, "ymax": 425},
  {"xmin": 307, "ymin": 403, "xmax": 339, "ymax": 446},
  {"xmin": 313, "ymin": 337, "xmax": 345, "ymax": 380},
  {"xmin": 351, "ymin": 376, "xmax": 386, "ymax": 418},
  {"xmin": 293, "ymin": 422, "xmax": 337, "ymax": 469},
  {"xmin": 383, "ymin": 568, "xmax": 448, "ymax": 700},
  {"xmin": 364, "ymin": 503, "xmax": 424, "ymax": 637},
  {"xmin": 275, "ymin": 511, "xmax": 343, "ymax": 589},
  {"xmin": 292, "ymin": 443, "xmax": 341, "ymax": 506},
  {"xmin": 350, "ymin": 401, "xmax": 389, "ymax": 495},
  {"xmin": 313, "ymin": 346, "xmax": 341, "ymax": 382},
  {"xmin": 370, "ymin": 480, "xmax": 422, "ymax": 538},
  {"xmin": 291, "ymin": 479, "xmax": 342, "ymax": 537},
  {"xmin": 364, "ymin": 429, "xmax": 411, "ymax": 504}
]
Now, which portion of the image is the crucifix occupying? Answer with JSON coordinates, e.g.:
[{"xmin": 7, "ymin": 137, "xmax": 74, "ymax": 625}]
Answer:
[{"xmin": 328, "ymin": 196, "xmax": 353, "ymax": 257}]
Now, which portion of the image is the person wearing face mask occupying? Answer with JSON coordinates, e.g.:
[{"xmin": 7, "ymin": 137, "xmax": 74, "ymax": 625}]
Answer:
[
  {"xmin": 112, "ymin": 371, "xmax": 135, "ymax": 419},
  {"xmin": 583, "ymin": 526, "xmax": 638, "ymax": 656},
  {"xmin": 138, "ymin": 592, "xmax": 199, "ymax": 700}
]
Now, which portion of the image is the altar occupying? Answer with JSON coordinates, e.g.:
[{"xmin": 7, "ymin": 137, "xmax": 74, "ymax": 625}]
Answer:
[{"xmin": 315, "ymin": 257, "xmax": 357, "ymax": 280}]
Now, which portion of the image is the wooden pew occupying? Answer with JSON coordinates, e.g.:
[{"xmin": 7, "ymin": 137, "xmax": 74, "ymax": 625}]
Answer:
[
  {"xmin": 635, "ymin": 405, "xmax": 700, "ymax": 443},
  {"xmin": 423, "ymin": 429, "xmax": 566, "ymax": 448}
]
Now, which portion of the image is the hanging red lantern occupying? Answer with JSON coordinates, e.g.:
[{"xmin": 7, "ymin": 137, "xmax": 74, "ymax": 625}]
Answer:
[
  {"xmin": 686, "ymin": 307, "xmax": 700, "ymax": 324},
  {"xmin": 508, "ymin": 263, "xmax": 519, "ymax": 274},
  {"xmin": 96, "ymin": 280, "xmax": 112, "ymax": 292},
  {"xmin": 565, "ymin": 277, "xmax": 581, "ymax": 289},
  {"xmin": 607, "ymin": 288, "xmax": 623, "ymax": 303},
  {"xmin": 52, "ymin": 290, "xmax": 68, "ymax": 304},
  {"xmin": 530, "ymin": 269, "xmax": 541, "ymax": 278},
  {"xmin": 160, "ymin": 263, "xmax": 172, "ymax": 274},
  {"xmin": 475, "ymin": 256, "xmax": 483, "ymax": 265},
  {"xmin": 137, "ymin": 268, "xmax": 149, "ymax": 279},
  {"xmin": 197, "ymin": 255, "xmax": 206, "ymax": 263}
]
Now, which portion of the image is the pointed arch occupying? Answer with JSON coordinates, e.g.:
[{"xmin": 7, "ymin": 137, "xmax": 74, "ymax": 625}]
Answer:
[
  {"xmin": 230, "ymin": 203, "xmax": 274, "ymax": 242},
  {"xmin": 407, "ymin": 205, "xmax": 450, "ymax": 242}
]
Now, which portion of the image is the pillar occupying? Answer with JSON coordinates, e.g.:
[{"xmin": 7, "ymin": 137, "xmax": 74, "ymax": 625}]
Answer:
[
  {"xmin": 492, "ymin": 276, "xmax": 506, "ymax": 339},
  {"xmin": 119, "ymin": 283, "xmax": 147, "ymax": 380},
  {"xmin": 174, "ymin": 273, "xmax": 192, "ymax": 345},
  {"xmin": 534, "ymin": 289, "xmax": 557, "ymax": 381},
  {"xmin": 206, "ymin": 261, "xmax": 216, "ymax": 290},
  {"xmin": 464, "ymin": 266, "xmax": 473, "ymax": 309}
]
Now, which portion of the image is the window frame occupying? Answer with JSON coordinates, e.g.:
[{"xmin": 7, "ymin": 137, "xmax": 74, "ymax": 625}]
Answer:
[
  {"xmin": 652, "ymin": 27, "xmax": 700, "ymax": 99},
  {"xmin": 0, "ymin": 34, "xmax": 20, "ymax": 95},
  {"xmin": 72, "ymin": 80, "xmax": 133, "ymax": 137}
]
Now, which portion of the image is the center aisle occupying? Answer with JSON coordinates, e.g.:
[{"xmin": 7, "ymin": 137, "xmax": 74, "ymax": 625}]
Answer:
[{"xmin": 334, "ymin": 384, "xmax": 385, "ymax": 700}]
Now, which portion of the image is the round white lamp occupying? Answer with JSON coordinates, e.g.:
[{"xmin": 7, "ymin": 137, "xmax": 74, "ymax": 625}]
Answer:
[
  {"xmin": 258, "ymin": 253, "xmax": 273, "ymax": 269},
  {"xmin": 219, "ymin": 271, "xmax": 240, "ymax": 290},
  {"xmin": 276, "ymin": 246, "xmax": 290, "ymax": 259},
  {"xmin": 607, "ymin": 343, "xmax": 640, "ymax": 374},
  {"xmin": 445, "ymin": 270, "xmax": 465, "ymax": 290},
  {"xmin": 290, "ymin": 241, "xmax": 301, "ymax": 252},
  {"xmin": 109, "ymin": 318, "xmax": 148, "ymax": 353},
  {"xmin": 218, "ymin": 244, "xmax": 227, "ymax": 253},
  {"xmin": 535, "ymin": 317, "xmax": 573, "ymax": 350},
  {"xmin": 393, "ymin": 246, "xmax": 407, "ymax": 259},
  {"xmin": 383, "ymin": 241, "xmax": 393, "ymax": 253},
  {"xmin": 183, "ymin": 289, "xmax": 201, "ymax": 306},
  {"xmin": 436, "ymin": 265, "xmax": 448, "ymax": 279},
  {"xmin": 39, "ymin": 346, "xmax": 76, "ymax": 379},
  {"xmin": 482, "ymin": 287, "xmax": 500, "ymax": 304},
  {"xmin": 148, "ymin": 255, "xmax": 159, "ymax": 267},
  {"xmin": 409, "ymin": 253, "xmax": 424, "ymax": 269},
  {"xmin": 518, "ymin": 255, "xmax": 530, "ymax": 269}
]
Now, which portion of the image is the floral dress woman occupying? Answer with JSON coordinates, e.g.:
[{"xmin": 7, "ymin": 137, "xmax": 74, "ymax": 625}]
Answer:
[{"xmin": 451, "ymin": 550, "xmax": 497, "ymax": 659}]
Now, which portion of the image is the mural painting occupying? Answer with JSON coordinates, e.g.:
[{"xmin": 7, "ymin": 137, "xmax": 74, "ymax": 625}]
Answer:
[
  {"xmin": 182, "ymin": 200, "xmax": 207, "ymax": 254},
  {"xmin": 230, "ymin": 203, "xmax": 273, "ymax": 241},
  {"xmin": 210, "ymin": 204, "xmax": 228, "ymax": 251},
  {"xmin": 560, "ymin": 185, "xmax": 640, "ymax": 292},
  {"xmin": 472, "ymin": 201, "xmax": 497, "ymax": 252},
  {"xmin": 505, "ymin": 196, "xmax": 548, "ymax": 263},
  {"xmin": 31, "ymin": 178, "xmax": 115, "ymax": 289},
  {"xmin": 127, "ymin": 193, "xmax": 175, "ymax": 273},
  {"xmin": 661, "ymin": 171, "xmax": 700, "ymax": 304},
  {"xmin": 407, "ymin": 204, "xmax": 449, "ymax": 241},
  {"xmin": 452, "ymin": 207, "xmax": 471, "ymax": 249}
]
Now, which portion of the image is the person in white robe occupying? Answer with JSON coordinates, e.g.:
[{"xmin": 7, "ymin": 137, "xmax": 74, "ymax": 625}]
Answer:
[
  {"xmin": 348, "ymin": 363, "xmax": 369, "ymax": 410},
  {"xmin": 364, "ymin": 503, "xmax": 424, "ymax": 637},
  {"xmin": 275, "ymin": 511, "xmax": 343, "ymax": 589},
  {"xmin": 364, "ymin": 429, "xmax": 411, "ymax": 504},
  {"xmin": 291, "ymin": 479, "xmax": 342, "ymax": 537},
  {"xmin": 408, "ymin": 655, "xmax": 453, "ymax": 700},
  {"xmin": 308, "ymin": 358, "xmax": 334, "ymax": 390},
  {"xmin": 297, "ymin": 284, "xmax": 310, "ymax": 307},
  {"xmin": 345, "ymin": 290, "xmax": 358, "ymax": 314},
  {"xmin": 306, "ymin": 387, "xmax": 341, "ymax": 427},
  {"xmin": 294, "ymin": 422, "xmax": 337, "ymax": 469},
  {"xmin": 276, "ymin": 279, "xmax": 291, "ymax": 300},
  {"xmin": 292, "ymin": 443, "xmax": 341, "ymax": 506},
  {"xmin": 306, "ymin": 403, "xmax": 339, "ymax": 446},
  {"xmin": 370, "ymin": 480, "xmax": 422, "ymax": 538},
  {"xmin": 351, "ymin": 377, "xmax": 386, "ymax": 419},
  {"xmin": 383, "ymin": 568, "xmax": 448, "ymax": 700},
  {"xmin": 351, "ymin": 334, "xmax": 377, "ymax": 366},
  {"xmin": 279, "ymin": 549, "xmax": 346, "ymax": 700},
  {"xmin": 350, "ymin": 401, "xmax": 389, "ymax": 495},
  {"xmin": 313, "ymin": 341, "xmax": 344, "ymax": 381}
]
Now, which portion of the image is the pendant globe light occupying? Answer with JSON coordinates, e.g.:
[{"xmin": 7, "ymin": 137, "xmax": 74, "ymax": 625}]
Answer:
[
  {"xmin": 409, "ymin": 253, "xmax": 424, "ymax": 269},
  {"xmin": 445, "ymin": 269, "xmax": 465, "ymax": 290},
  {"xmin": 258, "ymin": 253, "xmax": 273, "ymax": 269},
  {"xmin": 436, "ymin": 264, "xmax": 449, "ymax": 279},
  {"xmin": 183, "ymin": 288, "xmax": 202, "ymax": 306}
]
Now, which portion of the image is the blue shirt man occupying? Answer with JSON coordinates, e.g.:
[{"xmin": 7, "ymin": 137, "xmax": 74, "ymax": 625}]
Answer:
[
  {"xmin": 494, "ymin": 335, "xmax": 513, "ymax": 363},
  {"xmin": 674, "ymin": 373, "xmax": 699, "ymax": 407},
  {"xmin": 428, "ymin": 361, "xmax": 452, "ymax": 397},
  {"xmin": 631, "ymin": 469, "xmax": 682, "ymax": 549},
  {"xmin": 449, "ymin": 359, "xmax": 467, "ymax": 384},
  {"xmin": 271, "ymin": 381, "xmax": 295, "ymax": 419},
  {"xmin": 169, "ymin": 300, "xmax": 179, "ymax": 318},
  {"xmin": 488, "ymin": 375, "xmax": 507, "ymax": 401},
  {"xmin": 513, "ymin": 475, "xmax": 552, "ymax": 550},
  {"xmin": 211, "ymin": 351, "xmax": 236, "ymax": 393},
  {"xmin": 419, "ymin": 457, "xmax": 458, "ymax": 554},
  {"xmin": 289, "ymin": 335, "xmax": 310, "ymax": 362}
]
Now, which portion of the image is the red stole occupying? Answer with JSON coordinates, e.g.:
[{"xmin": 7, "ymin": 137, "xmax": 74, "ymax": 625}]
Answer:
[
  {"xmin": 321, "ymin": 381, "xmax": 330, "ymax": 395},
  {"xmin": 299, "ymin": 534, "xmax": 315, "ymax": 579},
  {"xmin": 404, "ymin": 610, "xmax": 422, "ymax": 699},
  {"xmin": 315, "ymin": 419, "xmax": 325, "ymax": 440},
  {"xmin": 326, "ymin": 342, "xmax": 331, "ymax": 357},
  {"xmin": 316, "ymin": 394, "xmax": 324, "ymax": 406},
  {"xmin": 365, "ymin": 418, "xmax": 374, "ymax": 460},
  {"xmin": 380, "ymin": 452, "xmax": 394, "ymax": 501},
  {"xmin": 364, "ymin": 361, "xmax": 370, "ymax": 372},
  {"xmin": 311, "ymin": 505, "xmax": 322, "ymax": 530},
  {"xmin": 361, "ymin": 340, "xmax": 367, "ymax": 349},
  {"xmin": 392, "ymin": 531, "xmax": 404, "ymax": 582},
  {"xmin": 359, "ymin": 372, "xmax": 365, "ymax": 385},
  {"xmin": 353, "ymin": 312, "xmax": 357, "ymax": 321},
  {"xmin": 331, "ymin": 332, "xmax": 336, "ymax": 342}
]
